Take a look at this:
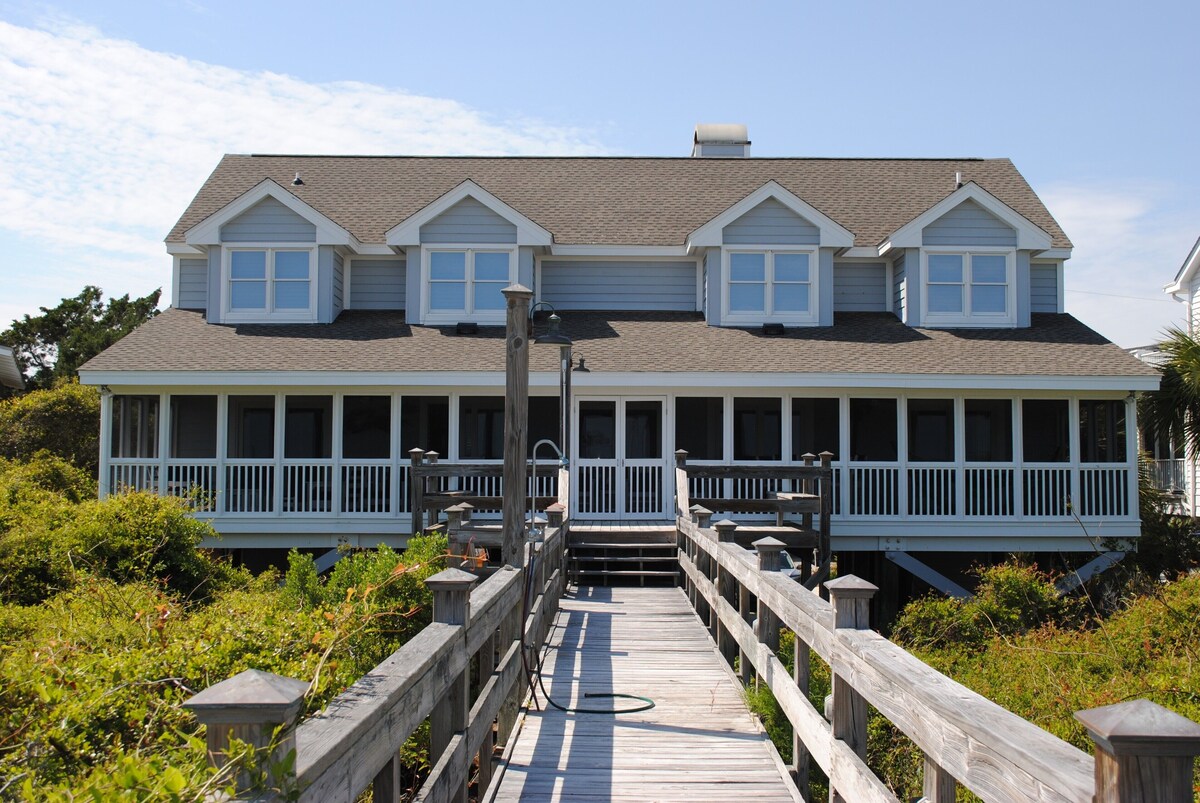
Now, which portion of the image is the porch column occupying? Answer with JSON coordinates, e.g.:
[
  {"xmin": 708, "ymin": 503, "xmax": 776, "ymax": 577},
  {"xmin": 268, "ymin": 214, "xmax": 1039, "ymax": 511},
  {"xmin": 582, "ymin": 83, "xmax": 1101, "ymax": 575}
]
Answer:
[{"xmin": 98, "ymin": 390, "xmax": 113, "ymax": 498}]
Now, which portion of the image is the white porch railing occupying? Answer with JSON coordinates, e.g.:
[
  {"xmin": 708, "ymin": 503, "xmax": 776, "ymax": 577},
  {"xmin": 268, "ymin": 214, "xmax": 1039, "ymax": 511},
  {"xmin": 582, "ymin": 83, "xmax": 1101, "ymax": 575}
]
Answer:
[
  {"xmin": 847, "ymin": 464, "xmax": 900, "ymax": 517},
  {"xmin": 1078, "ymin": 465, "xmax": 1131, "ymax": 518},
  {"xmin": 224, "ymin": 460, "xmax": 275, "ymax": 514},
  {"xmin": 341, "ymin": 461, "xmax": 393, "ymax": 515},
  {"xmin": 964, "ymin": 465, "xmax": 1015, "ymax": 517},
  {"xmin": 907, "ymin": 464, "xmax": 956, "ymax": 517},
  {"xmin": 109, "ymin": 459, "xmax": 159, "ymax": 495}
]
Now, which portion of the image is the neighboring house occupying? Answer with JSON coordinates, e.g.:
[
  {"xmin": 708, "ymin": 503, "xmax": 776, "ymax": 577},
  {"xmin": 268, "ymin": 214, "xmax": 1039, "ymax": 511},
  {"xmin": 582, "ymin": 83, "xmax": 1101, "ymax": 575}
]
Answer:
[
  {"xmin": 1157, "ymin": 235, "xmax": 1200, "ymax": 514},
  {"xmin": 78, "ymin": 125, "xmax": 1157, "ymax": 582},
  {"xmin": 0, "ymin": 346, "xmax": 24, "ymax": 391}
]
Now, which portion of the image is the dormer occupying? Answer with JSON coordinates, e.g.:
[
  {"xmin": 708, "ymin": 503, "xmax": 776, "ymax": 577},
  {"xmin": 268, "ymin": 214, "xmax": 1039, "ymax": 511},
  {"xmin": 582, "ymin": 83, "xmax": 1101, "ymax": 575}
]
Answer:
[
  {"xmin": 880, "ymin": 182, "xmax": 1053, "ymax": 329},
  {"xmin": 689, "ymin": 181, "xmax": 853, "ymax": 327},
  {"xmin": 183, "ymin": 179, "xmax": 358, "ymax": 324},
  {"xmin": 387, "ymin": 181, "xmax": 551, "ymax": 325}
]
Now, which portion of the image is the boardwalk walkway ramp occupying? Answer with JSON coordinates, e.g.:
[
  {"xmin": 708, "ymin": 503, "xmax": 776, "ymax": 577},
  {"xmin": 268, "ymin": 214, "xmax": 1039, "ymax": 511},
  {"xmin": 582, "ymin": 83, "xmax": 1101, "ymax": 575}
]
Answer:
[{"xmin": 488, "ymin": 585, "xmax": 799, "ymax": 802}]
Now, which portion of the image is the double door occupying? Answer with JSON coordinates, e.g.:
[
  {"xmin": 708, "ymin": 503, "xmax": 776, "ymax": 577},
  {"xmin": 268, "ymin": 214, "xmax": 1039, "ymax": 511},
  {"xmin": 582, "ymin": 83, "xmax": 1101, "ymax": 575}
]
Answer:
[{"xmin": 574, "ymin": 397, "xmax": 666, "ymax": 519}]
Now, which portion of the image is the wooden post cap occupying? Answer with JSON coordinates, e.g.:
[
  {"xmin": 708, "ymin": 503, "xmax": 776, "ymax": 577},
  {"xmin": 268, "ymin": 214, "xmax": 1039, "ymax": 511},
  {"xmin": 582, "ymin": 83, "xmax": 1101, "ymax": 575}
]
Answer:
[
  {"xmin": 501, "ymin": 283, "xmax": 534, "ymax": 299},
  {"xmin": 818, "ymin": 451, "xmax": 834, "ymax": 465},
  {"xmin": 425, "ymin": 451, "xmax": 439, "ymax": 463},
  {"xmin": 184, "ymin": 669, "xmax": 308, "ymax": 725},
  {"xmin": 425, "ymin": 567, "xmax": 478, "ymax": 593},
  {"xmin": 714, "ymin": 519, "xmax": 739, "ymax": 541},
  {"xmin": 458, "ymin": 502, "xmax": 474, "ymax": 520},
  {"xmin": 674, "ymin": 449, "xmax": 689, "ymax": 466},
  {"xmin": 825, "ymin": 575, "xmax": 879, "ymax": 599},
  {"xmin": 409, "ymin": 447, "xmax": 426, "ymax": 458},
  {"xmin": 802, "ymin": 452, "xmax": 816, "ymax": 463},
  {"xmin": 1076, "ymin": 699, "xmax": 1200, "ymax": 757},
  {"xmin": 754, "ymin": 536, "xmax": 786, "ymax": 571}
]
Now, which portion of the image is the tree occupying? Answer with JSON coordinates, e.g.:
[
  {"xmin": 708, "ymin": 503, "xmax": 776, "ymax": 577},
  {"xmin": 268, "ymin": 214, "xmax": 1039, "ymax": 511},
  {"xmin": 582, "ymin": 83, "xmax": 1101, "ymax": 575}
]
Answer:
[
  {"xmin": 1, "ymin": 286, "xmax": 160, "ymax": 390},
  {"xmin": 0, "ymin": 382, "xmax": 101, "ymax": 476},
  {"xmin": 1137, "ymin": 327, "xmax": 1200, "ymax": 455}
]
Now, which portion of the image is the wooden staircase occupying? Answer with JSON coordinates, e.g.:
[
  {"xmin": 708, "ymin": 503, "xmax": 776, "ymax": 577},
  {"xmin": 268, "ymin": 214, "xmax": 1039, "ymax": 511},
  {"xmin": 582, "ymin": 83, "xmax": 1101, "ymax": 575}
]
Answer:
[{"xmin": 567, "ymin": 523, "xmax": 679, "ymax": 586}]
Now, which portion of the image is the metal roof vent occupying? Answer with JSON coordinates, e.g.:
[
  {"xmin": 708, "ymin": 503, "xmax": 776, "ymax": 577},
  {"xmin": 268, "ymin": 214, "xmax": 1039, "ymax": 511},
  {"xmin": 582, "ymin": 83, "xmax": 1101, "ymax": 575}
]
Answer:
[
  {"xmin": 692, "ymin": 124, "xmax": 751, "ymax": 158},
  {"xmin": 455, "ymin": 322, "xmax": 479, "ymax": 336},
  {"xmin": 761, "ymin": 322, "xmax": 786, "ymax": 337}
]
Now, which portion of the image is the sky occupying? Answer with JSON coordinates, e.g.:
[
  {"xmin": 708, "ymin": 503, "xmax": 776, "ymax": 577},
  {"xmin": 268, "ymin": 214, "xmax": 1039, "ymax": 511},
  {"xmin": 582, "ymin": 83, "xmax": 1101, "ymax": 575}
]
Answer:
[{"xmin": 0, "ymin": 0, "xmax": 1196, "ymax": 348}]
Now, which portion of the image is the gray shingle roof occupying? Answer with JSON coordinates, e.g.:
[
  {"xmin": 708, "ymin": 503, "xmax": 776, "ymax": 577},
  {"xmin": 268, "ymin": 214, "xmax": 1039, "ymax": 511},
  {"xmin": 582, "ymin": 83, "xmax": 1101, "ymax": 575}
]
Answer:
[
  {"xmin": 81, "ymin": 309, "xmax": 1154, "ymax": 379},
  {"xmin": 166, "ymin": 156, "xmax": 1071, "ymax": 249}
]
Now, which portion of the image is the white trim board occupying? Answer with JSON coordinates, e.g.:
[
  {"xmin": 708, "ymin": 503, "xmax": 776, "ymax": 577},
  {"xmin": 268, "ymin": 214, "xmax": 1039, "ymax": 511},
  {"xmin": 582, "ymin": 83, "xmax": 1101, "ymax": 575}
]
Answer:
[
  {"xmin": 686, "ymin": 180, "xmax": 855, "ymax": 250},
  {"xmin": 78, "ymin": 368, "xmax": 1160, "ymax": 391},
  {"xmin": 880, "ymin": 182, "xmax": 1053, "ymax": 254},
  {"xmin": 386, "ymin": 179, "xmax": 552, "ymax": 247},
  {"xmin": 183, "ymin": 178, "xmax": 361, "ymax": 249}
]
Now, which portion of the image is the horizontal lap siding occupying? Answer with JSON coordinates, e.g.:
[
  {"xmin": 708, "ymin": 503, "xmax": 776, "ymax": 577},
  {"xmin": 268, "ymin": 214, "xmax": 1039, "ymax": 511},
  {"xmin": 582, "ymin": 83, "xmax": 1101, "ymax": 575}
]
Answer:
[
  {"xmin": 722, "ymin": 197, "xmax": 819, "ymax": 244},
  {"xmin": 541, "ymin": 260, "xmax": 697, "ymax": 311},
  {"xmin": 350, "ymin": 259, "xmax": 406, "ymax": 309},
  {"xmin": 1030, "ymin": 264, "xmax": 1058, "ymax": 313},
  {"xmin": 333, "ymin": 252, "xmax": 344, "ymax": 317},
  {"xmin": 892, "ymin": 253, "xmax": 906, "ymax": 315},
  {"xmin": 220, "ymin": 197, "xmax": 316, "ymax": 242},
  {"xmin": 922, "ymin": 199, "xmax": 1016, "ymax": 247},
  {"xmin": 177, "ymin": 259, "xmax": 208, "ymax": 310},
  {"xmin": 834, "ymin": 262, "xmax": 887, "ymax": 311},
  {"xmin": 419, "ymin": 197, "xmax": 517, "ymax": 244}
]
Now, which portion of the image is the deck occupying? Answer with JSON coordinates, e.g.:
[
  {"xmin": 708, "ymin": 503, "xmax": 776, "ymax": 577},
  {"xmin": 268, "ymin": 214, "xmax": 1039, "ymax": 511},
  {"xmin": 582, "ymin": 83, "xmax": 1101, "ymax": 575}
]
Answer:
[{"xmin": 488, "ymin": 585, "xmax": 800, "ymax": 802}]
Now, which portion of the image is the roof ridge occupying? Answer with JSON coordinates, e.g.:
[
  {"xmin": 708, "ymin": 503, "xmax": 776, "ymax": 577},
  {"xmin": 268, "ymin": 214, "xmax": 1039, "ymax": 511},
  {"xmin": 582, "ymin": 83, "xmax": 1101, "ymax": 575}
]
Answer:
[{"xmin": 237, "ymin": 153, "xmax": 993, "ymax": 162}]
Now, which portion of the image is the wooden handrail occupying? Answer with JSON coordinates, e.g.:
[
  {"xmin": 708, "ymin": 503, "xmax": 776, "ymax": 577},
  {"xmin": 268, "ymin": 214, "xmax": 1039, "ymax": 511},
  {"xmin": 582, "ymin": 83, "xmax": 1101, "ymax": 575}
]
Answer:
[
  {"xmin": 675, "ymin": 514, "xmax": 1200, "ymax": 803},
  {"xmin": 186, "ymin": 515, "xmax": 570, "ymax": 802}
]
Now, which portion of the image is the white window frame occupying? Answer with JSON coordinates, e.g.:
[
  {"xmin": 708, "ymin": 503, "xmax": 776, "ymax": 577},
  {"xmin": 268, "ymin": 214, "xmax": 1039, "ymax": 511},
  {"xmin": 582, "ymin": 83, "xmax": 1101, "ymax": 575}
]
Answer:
[
  {"xmin": 422, "ymin": 245, "xmax": 517, "ymax": 325},
  {"xmin": 722, "ymin": 247, "xmax": 819, "ymax": 325},
  {"xmin": 921, "ymin": 248, "xmax": 1016, "ymax": 327},
  {"xmin": 222, "ymin": 245, "xmax": 318, "ymax": 323}
]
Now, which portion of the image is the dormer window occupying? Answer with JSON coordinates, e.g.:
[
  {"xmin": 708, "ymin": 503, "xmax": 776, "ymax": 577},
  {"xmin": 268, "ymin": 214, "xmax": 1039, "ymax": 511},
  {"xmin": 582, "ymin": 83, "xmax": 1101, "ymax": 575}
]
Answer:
[
  {"xmin": 424, "ymin": 247, "xmax": 515, "ymax": 324},
  {"xmin": 723, "ymin": 249, "xmax": 818, "ymax": 324},
  {"xmin": 224, "ymin": 247, "xmax": 316, "ymax": 322},
  {"xmin": 922, "ymin": 249, "xmax": 1015, "ymax": 326}
]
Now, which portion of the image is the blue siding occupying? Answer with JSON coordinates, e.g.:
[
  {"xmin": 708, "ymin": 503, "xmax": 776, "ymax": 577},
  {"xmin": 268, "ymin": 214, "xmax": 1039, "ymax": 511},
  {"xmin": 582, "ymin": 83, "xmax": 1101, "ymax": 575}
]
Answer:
[
  {"xmin": 541, "ymin": 260, "xmax": 697, "ymax": 311},
  {"xmin": 519, "ymin": 247, "xmax": 534, "ymax": 289},
  {"xmin": 349, "ymin": 258, "xmax": 406, "ymax": 310},
  {"xmin": 892, "ymin": 253, "xmax": 906, "ymax": 316},
  {"xmin": 317, "ymin": 246, "xmax": 335, "ymax": 323},
  {"xmin": 722, "ymin": 198, "xmax": 820, "ymax": 245},
  {"xmin": 404, "ymin": 247, "xmax": 421, "ymax": 324},
  {"xmin": 705, "ymin": 249, "xmax": 721, "ymax": 325},
  {"xmin": 1015, "ymin": 250, "xmax": 1032, "ymax": 327},
  {"xmin": 818, "ymin": 250, "xmax": 834, "ymax": 326},
  {"xmin": 1030, "ymin": 264, "xmax": 1059, "ymax": 313},
  {"xmin": 419, "ymin": 197, "xmax": 517, "ymax": 244},
  {"xmin": 207, "ymin": 248, "xmax": 222, "ymax": 320},
  {"xmin": 834, "ymin": 261, "xmax": 887, "ymax": 312},
  {"xmin": 220, "ymin": 197, "xmax": 316, "ymax": 242},
  {"xmin": 177, "ymin": 258, "xmax": 207, "ymax": 310},
  {"xmin": 922, "ymin": 199, "xmax": 1017, "ymax": 247},
  {"xmin": 332, "ymin": 251, "xmax": 344, "ymax": 318}
]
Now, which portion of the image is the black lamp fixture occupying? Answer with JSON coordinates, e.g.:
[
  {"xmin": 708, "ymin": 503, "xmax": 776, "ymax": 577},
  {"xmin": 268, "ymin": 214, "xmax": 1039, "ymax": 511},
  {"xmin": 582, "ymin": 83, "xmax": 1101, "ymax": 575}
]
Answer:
[{"xmin": 533, "ymin": 313, "xmax": 574, "ymax": 462}]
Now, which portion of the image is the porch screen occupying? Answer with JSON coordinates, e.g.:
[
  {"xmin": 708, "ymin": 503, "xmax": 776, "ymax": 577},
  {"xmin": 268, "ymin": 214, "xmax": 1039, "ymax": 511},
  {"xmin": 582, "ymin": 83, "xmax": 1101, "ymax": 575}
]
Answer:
[
  {"xmin": 527, "ymin": 397, "xmax": 560, "ymax": 457},
  {"xmin": 459, "ymin": 396, "xmax": 561, "ymax": 459},
  {"xmin": 792, "ymin": 398, "xmax": 839, "ymax": 459},
  {"xmin": 907, "ymin": 399, "xmax": 954, "ymax": 462},
  {"xmin": 849, "ymin": 399, "xmax": 897, "ymax": 461},
  {"xmin": 285, "ymin": 396, "xmax": 332, "ymax": 458},
  {"xmin": 1022, "ymin": 400, "xmax": 1069, "ymax": 462},
  {"xmin": 733, "ymin": 398, "xmax": 781, "ymax": 461},
  {"xmin": 965, "ymin": 400, "xmax": 1012, "ymax": 462},
  {"xmin": 1079, "ymin": 400, "xmax": 1127, "ymax": 463},
  {"xmin": 675, "ymin": 397, "xmax": 723, "ymax": 460},
  {"xmin": 111, "ymin": 395, "xmax": 159, "ymax": 458},
  {"xmin": 170, "ymin": 395, "xmax": 216, "ymax": 458},
  {"xmin": 226, "ymin": 396, "xmax": 274, "ymax": 458},
  {"xmin": 401, "ymin": 396, "xmax": 449, "ymax": 456},
  {"xmin": 343, "ymin": 396, "xmax": 390, "ymax": 459}
]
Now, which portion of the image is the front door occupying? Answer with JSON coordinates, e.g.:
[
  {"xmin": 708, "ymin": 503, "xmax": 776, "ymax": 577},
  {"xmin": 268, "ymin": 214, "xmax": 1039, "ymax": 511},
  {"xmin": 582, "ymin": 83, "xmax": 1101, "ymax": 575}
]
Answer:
[{"xmin": 574, "ymin": 397, "xmax": 666, "ymax": 519}]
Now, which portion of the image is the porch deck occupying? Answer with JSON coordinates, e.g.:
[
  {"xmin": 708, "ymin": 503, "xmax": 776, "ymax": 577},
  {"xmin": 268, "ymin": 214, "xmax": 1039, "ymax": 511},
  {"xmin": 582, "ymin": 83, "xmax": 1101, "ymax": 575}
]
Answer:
[{"xmin": 488, "ymin": 585, "xmax": 799, "ymax": 802}]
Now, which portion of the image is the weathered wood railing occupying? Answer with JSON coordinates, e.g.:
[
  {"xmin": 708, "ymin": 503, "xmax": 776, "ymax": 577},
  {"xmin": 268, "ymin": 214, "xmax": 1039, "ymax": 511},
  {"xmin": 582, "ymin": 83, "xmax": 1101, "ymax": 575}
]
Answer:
[
  {"xmin": 185, "ymin": 478, "xmax": 569, "ymax": 802},
  {"xmin": 676, "ymin": 511, "xmax": 1200, "ymax": 802},
  {"xmin": 675, "ymin": 449, "xmax": 833, "ymax": 588}
]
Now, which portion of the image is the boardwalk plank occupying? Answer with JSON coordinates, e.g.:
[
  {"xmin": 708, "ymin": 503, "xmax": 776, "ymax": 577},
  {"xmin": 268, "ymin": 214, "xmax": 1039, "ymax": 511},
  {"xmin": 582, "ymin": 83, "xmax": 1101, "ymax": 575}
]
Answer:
[{"xmin": 488, "ymin": 586, "xmax": 800, "ymax": 802}]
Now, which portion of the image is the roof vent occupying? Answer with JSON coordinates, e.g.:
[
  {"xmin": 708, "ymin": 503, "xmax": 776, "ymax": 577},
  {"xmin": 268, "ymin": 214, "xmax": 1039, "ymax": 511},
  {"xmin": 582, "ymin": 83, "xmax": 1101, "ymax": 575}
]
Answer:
[
  {"xmin": 455, "ymin": 322, "xmax": 479, "ymax": 336},
  {"xmin": 954, "ymin": 171, "xmax": 962, "ymax": 189},
  {"xmin": 761, "ymin": 322, "xmax": 786, "ymax": 337},
  {"xmin": 692, "ymin": 124, "xmax": 750, "ymax": 158},
  {"xmin": 292, "ymin": 172, "xmax": 304, "ymax": 186}
]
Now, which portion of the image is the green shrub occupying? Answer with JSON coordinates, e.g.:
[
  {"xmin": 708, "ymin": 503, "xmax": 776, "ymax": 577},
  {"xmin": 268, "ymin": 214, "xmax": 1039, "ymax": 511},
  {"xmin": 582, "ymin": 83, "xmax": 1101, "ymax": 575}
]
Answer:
[{"xmin": 0, "ymin": 381, "xmax": 100, "ymax": 476}]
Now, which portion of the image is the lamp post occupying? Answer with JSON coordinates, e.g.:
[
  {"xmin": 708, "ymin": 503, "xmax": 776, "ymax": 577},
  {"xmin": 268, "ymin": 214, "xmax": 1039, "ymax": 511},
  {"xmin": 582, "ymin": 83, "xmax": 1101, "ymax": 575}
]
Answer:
[{"xmin": 533, "ymin": 313, "xmax": 573, "ymax": 464}]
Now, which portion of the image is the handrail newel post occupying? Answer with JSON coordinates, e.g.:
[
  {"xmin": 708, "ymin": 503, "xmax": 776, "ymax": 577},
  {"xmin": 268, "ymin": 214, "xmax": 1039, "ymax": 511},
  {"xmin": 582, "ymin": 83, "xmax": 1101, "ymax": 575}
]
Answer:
[
  {"xmin": 825, "ymin": 574, "xmax": 877, "ymax": 803},
  {"xmin": 409, "ymin": 447, "xmax": 425, "ymax": 535},
  {"xmin": 1075, "ymin": 698, "xmax": 1200, "ymax": 802},
  {"xmin": 712, "ymin": 518, "xmax": 738, "ymax": 668},
  {"xmin": 182, "ymin": 668, "xmax": 308, "ymax": 796},
  {"xmin": 754, "ymin": 537, "xmax": 785, "ymax": 680},
  {"xmin": 427, "ymin": 567, "xmax": 477, "ymax": 803}
]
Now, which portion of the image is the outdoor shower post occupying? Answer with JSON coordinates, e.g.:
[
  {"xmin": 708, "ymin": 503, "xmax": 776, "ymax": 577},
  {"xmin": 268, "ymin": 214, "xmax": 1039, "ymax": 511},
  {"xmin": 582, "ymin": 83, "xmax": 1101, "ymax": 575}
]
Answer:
[{"xmin": 502, "ymin": 285, "xmax": 533, "ymax": 567}]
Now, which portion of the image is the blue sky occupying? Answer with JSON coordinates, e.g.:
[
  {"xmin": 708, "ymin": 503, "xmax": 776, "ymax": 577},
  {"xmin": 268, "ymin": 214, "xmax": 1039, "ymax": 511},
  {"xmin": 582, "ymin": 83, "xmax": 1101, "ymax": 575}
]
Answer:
[{"xmin": 0, "ymin": 0, "xmax": 1196, "ymax": 346}]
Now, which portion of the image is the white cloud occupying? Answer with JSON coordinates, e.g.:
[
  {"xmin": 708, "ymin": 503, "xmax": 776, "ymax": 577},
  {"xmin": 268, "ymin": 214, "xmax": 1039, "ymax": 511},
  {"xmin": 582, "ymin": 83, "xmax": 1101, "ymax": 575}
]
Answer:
[
  {"xmin": 1041, "ymin": 182, "xmax": 1195, "ymax": 347},
  {"xmin": 0, "ymin": 19, "xmax": 605, "ymax": 324}
]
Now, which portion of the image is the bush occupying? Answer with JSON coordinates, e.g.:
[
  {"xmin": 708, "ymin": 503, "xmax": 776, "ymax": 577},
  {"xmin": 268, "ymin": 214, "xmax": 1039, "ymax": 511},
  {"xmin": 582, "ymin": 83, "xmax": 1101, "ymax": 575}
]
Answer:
[{"xmin": 0, "ymin": 381, "xmax": 100, "ymax": 476}]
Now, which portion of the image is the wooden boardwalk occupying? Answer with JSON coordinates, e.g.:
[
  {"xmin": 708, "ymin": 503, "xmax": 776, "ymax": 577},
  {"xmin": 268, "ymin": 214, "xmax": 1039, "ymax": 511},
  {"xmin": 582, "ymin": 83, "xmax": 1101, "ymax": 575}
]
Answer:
[{"xmin": 488, "ymin": 586, "xmax": 800, "ymax": 802}]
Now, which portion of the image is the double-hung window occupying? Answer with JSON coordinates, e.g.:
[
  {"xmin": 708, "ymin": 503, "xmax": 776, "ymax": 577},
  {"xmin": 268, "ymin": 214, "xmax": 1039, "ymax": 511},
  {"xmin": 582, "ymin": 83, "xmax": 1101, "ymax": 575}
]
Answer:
[
  {"xmin": 425, "ymin": 247, "xmax": 514, "ymax": 323},
  {"xmin": 923, "ymin": 250, "xmax": 1014, "ymax": 326},
  {"xmin": 725, "ymin": 249, "xmax": 817, "ymax": 324},
  {"xmin": 225, "ymin": 248, "xmax": 315, "ymax": 321}
]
